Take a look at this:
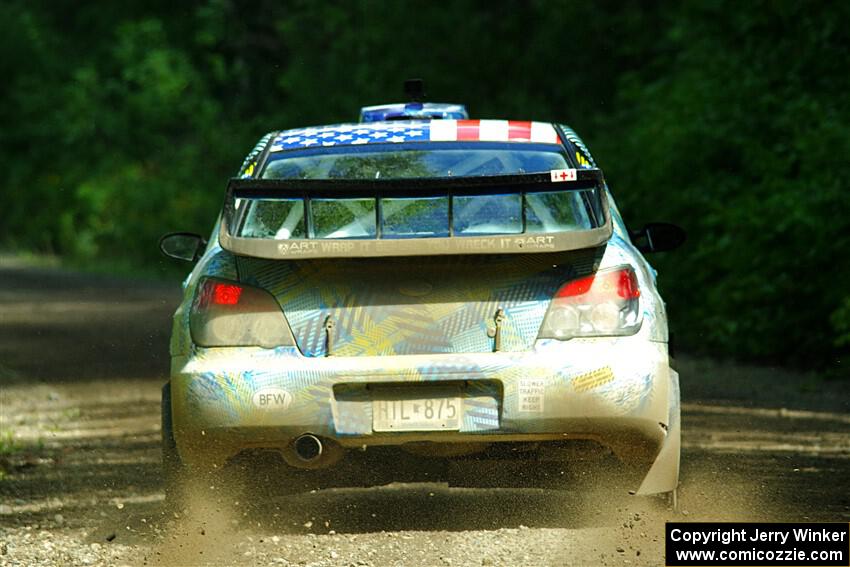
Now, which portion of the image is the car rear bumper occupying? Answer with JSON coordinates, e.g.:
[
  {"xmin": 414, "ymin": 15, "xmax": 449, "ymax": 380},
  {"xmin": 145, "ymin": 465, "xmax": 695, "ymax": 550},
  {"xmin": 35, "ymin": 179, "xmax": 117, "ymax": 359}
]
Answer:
[{"xmin": 170, "ymin": 334, "xmax": 679, "ymax": 493}]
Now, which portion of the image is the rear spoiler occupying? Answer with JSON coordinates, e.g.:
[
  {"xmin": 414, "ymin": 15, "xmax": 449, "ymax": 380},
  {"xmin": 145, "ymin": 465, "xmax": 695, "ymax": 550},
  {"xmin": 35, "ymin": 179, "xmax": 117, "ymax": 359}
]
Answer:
[{"xmin": 218, "ymin": 169, "xmax": 612, "ymax": 259}]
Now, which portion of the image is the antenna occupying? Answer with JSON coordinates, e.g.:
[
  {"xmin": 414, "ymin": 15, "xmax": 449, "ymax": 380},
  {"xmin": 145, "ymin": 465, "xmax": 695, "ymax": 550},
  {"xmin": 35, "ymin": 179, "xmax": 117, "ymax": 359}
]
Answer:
[{"xmin": 404, "ymin": 79, "xmax": 425, "ymax": 102}]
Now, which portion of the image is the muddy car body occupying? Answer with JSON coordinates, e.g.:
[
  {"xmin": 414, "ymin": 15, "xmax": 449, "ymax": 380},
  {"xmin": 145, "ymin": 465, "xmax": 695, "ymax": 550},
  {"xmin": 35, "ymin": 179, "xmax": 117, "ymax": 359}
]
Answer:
[{"xmin": 160, "ymin": 108, "xmax": 684, "ymax": 500}]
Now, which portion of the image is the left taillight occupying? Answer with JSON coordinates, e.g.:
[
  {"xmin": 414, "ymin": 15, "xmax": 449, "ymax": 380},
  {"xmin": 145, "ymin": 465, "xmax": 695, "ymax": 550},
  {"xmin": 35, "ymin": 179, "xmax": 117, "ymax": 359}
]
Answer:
[
  {"xmin": 190, "ymin": 278, "xmax": 295, "ymax": 348},
  {"xmin": 538, "ymin": 266, "xmax": 642, "ymax": 341}
]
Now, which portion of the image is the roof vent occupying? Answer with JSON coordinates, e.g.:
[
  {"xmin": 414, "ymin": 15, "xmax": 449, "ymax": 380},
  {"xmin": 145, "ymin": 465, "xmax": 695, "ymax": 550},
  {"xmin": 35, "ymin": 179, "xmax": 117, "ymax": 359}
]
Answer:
[{"xmin": 359, "ymin": 79, "xmax": 469, "ymax": 122}]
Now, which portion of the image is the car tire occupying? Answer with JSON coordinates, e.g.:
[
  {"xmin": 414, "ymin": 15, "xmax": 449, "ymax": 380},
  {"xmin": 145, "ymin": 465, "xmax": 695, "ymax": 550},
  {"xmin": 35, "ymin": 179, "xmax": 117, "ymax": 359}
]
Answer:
[
  {"xmin": 162, "ymin": 382, "xmax": 254, "ymax": 512},
  {"xmin": 161, "ymin": 382, "xmax": 187, "ymax": 507}
]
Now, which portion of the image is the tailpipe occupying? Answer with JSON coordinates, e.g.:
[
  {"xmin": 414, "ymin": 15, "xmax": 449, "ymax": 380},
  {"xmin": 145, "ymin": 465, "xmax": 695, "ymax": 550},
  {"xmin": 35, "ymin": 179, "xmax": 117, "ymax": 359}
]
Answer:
[
  {"xmin": 283, "ymin": 434, "xmax": 343, "ymax": 470},
  {"xmin": 294, "ymin": 434, "xmax": 323, "ymax": 462}
]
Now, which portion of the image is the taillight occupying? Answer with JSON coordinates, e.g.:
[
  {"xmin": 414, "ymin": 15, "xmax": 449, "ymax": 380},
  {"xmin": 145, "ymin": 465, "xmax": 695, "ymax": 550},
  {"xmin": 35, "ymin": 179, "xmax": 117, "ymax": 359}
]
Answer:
[
  {"xmin": 212, "ymin": 283, "xmax": 242, "ymax": 305},
  {"xmin": 190, "ymin": 278, "xmax": 295, "ymax": 348},
  {"xmin": 539, "ymin": 266, "xmax": 642, "ymax": 340}
]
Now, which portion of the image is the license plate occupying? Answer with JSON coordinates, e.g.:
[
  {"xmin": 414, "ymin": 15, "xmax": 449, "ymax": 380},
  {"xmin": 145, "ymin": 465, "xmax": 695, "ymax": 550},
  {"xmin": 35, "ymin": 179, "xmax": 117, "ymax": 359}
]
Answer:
[{"xmin": 372, "ymin": 390, "xmax": 462, "ymax": 432}]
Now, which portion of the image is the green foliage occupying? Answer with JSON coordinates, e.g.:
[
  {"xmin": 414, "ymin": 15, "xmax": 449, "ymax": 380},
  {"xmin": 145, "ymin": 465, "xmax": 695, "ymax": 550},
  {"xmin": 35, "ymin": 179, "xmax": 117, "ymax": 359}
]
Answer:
[
  {"xmin": 592, "ymin": 0, "xmax": 850, "ymax": 370},
  {"xmin": 0, "ymin": 0, "xmax": 847, "ymax": 371},
  {"xmin": 832, "ymin": 298, "xmax": 850, "ymax": 348},
  {"xmin": 0, "ymin": 431, "xmax": 21, "ymax": 456}
]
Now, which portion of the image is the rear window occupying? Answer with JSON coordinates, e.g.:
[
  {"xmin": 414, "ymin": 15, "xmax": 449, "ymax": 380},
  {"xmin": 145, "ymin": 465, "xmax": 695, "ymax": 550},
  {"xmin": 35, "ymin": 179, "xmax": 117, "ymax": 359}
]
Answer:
[
  {"xmin": 234, "ymin": 189, "xmax": 601, "ymax": 240},
  {"xmin": 261, "ymin": 142, "xmax": 568, "ymax": 180}
]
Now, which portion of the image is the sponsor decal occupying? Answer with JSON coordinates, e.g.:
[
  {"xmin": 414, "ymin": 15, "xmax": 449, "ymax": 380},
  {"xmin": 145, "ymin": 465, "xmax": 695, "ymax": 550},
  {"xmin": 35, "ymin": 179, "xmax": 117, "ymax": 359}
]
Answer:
[
  {"xmin": 572, "ymin": 366, "xmax": 616, "ymax": 392},
  {"xmin": 550, "ymin": 168, "xmax": 577, "ymax": 182},
  {"xmin": 252, "ymin": 388, "xmax": 292, "ymax": 410}
]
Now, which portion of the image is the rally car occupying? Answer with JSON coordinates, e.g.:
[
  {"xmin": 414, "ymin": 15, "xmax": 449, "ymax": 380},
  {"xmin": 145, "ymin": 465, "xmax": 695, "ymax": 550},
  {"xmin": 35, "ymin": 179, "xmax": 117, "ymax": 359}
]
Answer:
[{"xmin": 159, "ymin": 97, "xmax": 685, "ymax": 505}]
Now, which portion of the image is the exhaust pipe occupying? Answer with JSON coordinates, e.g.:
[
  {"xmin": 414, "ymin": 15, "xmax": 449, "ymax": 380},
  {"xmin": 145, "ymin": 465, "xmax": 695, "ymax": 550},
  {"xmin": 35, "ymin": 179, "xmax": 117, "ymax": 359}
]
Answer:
[
  {"xmin": 282, "ymin": 434, "xmax": 342, "ymax": 469},
  {"xmin": 293, "ymin": 434, "xmax": 323, "ymax": 462}
]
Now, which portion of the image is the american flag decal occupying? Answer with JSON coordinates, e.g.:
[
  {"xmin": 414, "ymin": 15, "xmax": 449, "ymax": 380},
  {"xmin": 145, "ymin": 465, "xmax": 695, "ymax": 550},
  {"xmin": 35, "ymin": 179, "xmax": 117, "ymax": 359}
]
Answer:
[
  {"xmin": 270, "ymin": 120, "xmax": 559, "ymax": 151},
  {"xmin": 429, "ymin": 120, "xmax": 559, "ymax": 143}
]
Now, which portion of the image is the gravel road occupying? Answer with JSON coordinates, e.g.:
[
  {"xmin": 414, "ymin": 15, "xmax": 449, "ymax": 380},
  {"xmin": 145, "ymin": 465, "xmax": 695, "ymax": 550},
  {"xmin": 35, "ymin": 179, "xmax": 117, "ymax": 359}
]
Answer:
[{"xmin": 1, "ymin": 257, "xmax": 849, "ymax": 566}]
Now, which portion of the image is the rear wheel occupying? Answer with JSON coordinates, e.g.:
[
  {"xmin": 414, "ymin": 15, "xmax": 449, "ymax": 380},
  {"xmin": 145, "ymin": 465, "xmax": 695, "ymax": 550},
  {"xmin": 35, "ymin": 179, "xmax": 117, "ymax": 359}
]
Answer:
[
  {"xmin": 162, "ymin": 383, "xmax": 255, "ymax": 513},
  {"xmin": 161, "ymin": 382, "xmax": 187, "ymax": 506}
]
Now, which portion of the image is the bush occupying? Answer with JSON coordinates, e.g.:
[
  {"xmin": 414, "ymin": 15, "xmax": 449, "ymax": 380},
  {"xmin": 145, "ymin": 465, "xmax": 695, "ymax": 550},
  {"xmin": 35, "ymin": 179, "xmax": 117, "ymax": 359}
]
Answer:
[
  {"xmin": 592, "ymin": 0, "xmax": 850, "ymax": 370},
  {"xmin": 1, "ymin": 1, "xmax": 847, "ymax": 372}
]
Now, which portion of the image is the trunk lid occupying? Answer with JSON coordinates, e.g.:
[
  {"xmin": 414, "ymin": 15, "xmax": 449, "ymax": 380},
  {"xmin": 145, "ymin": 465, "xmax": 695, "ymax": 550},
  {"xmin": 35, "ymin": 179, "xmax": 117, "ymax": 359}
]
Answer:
[{"xmin": 237, "ymin": 249, "xmax": 603, "ymax": 357}]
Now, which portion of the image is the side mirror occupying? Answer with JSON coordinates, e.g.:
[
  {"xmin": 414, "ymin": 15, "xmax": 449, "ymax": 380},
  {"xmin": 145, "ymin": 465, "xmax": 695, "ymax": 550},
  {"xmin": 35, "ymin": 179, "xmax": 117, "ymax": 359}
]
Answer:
[
  {"xmin": 159, "ymin": 232, "xmax": 207, "ymax": 262},
  {"xmin": 631, "ymin": 222, "xmax": 686, "ymax": 253}
]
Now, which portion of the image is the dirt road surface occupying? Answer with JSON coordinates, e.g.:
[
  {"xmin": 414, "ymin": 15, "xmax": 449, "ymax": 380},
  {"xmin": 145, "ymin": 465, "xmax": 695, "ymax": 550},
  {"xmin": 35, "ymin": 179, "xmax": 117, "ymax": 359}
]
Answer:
[{"xmin": 2, "ymin": 257, "xmax": 849, "ymax": 566}]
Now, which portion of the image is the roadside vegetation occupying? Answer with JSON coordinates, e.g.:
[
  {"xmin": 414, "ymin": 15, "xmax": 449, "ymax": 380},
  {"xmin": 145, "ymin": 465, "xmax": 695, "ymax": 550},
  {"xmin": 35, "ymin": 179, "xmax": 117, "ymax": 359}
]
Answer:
[
  {"xmin": 0, "ymin": 430, "xmax": 45, "ymax": 481},
  {"xmin": 1, "ymin": 0, "xmax": 847, "ymax": 374}
]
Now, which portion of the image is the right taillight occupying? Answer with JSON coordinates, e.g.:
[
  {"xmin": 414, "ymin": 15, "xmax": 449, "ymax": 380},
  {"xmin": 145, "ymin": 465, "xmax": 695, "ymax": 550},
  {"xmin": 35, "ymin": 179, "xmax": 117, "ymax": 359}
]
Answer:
[
  {"xmin": 538, "ymin": 266, "xmax": 642, "ymax": 340},
  {"xmin": 190, "ymin": 278, "xmax": 295, "ymax": 348}
]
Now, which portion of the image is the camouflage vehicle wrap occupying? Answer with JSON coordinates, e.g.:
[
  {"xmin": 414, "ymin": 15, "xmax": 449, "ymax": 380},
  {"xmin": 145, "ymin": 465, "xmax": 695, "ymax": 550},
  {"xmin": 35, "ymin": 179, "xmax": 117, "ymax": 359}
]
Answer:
[{"xmin": 164, "ymin": 117, "xmax": 681, "ymax": 498}]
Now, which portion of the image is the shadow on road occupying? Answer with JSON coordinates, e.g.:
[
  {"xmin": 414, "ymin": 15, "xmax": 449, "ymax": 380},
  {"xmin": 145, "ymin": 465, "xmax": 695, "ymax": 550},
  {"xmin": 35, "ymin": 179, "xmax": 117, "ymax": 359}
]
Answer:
[
  {"xmin": 0, "ymin": 261, "xmax": 181, "ymax": 383},
  {"xmin": 1, "ymin": 259, "xmax": 850, "ymax": 567}
]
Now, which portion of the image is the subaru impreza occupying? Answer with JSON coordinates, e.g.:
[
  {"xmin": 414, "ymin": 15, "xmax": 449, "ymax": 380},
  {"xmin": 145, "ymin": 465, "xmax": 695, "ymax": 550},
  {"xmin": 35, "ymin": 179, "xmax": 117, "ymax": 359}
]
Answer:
[{"xmin": 160, "ymin": 100, "xmax": 685, "ymax": 505}]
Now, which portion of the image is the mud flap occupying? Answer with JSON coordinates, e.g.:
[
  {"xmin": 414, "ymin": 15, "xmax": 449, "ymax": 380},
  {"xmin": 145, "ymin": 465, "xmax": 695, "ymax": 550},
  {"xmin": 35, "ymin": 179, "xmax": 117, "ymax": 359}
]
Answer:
[{"xmin": 636, "ymin": 369, "xmax": 680, "ymax": 495}]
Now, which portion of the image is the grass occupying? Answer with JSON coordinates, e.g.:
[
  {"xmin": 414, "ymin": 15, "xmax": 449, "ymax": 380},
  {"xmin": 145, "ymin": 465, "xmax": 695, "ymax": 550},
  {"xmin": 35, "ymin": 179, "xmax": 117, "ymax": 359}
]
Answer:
[
  {"xmin": 0, "ymin": 430, "xmax": 23, "ymax": 479},
  {"xmin": 0, "ymin": 430, "xmax": 22, "ymax": 456},
  {"xmin": 0, "ymin": 429, "xmax": 46, "ymax": 480}
]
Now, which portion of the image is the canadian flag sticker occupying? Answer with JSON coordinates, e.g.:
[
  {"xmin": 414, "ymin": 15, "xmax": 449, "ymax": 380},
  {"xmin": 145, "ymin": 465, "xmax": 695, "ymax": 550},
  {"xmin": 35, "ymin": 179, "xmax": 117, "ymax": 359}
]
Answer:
[{"xmin": 550, "ymin": 169, "xmax": 578, "ymax": 182}]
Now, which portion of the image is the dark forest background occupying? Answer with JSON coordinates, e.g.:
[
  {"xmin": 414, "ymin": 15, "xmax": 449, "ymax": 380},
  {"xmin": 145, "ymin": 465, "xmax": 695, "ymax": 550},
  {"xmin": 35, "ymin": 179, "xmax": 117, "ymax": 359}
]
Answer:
[{"xmin": 1, "ymin": 0, "xmax": 848, "ymax": 374}]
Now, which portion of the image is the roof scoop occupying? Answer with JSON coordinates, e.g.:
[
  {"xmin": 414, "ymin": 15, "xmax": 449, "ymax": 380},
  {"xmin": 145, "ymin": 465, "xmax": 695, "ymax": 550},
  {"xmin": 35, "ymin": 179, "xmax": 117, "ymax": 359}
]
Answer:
[
  {"xmin": 360, "ymin": 78, "xmax": 469, "ymax": 122},
  {"xmin": 360, "ymin": 102, "xmax": 469, "ymax": 123}
]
